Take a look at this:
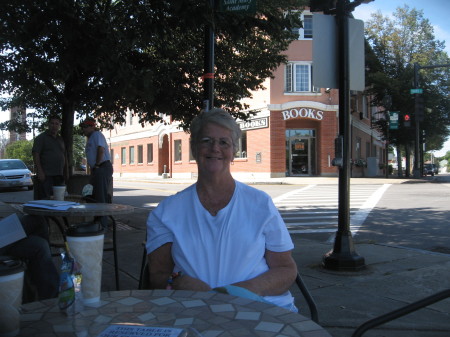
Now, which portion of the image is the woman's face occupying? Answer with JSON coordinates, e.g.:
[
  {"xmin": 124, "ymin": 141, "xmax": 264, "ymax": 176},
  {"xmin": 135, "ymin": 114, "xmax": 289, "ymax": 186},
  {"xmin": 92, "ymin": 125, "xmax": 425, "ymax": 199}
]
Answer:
[{"xmin": 196, "ymin": 123, "xmax": 234, "ymax": 177}]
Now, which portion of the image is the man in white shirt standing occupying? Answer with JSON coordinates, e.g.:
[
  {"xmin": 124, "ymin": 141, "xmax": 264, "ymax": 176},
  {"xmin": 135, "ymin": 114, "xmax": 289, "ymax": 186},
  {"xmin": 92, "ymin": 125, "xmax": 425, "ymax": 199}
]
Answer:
[{"xmin": 80, "ymin": 117, "xmax": 113, "ymax": 204}]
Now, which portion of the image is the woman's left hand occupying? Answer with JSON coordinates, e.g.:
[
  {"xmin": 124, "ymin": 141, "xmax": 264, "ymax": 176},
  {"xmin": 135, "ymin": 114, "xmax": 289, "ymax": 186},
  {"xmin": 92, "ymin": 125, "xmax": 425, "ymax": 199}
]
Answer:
[{"xmin": 174, "ymin": 274, "xmax": 212, "ymax": 291}]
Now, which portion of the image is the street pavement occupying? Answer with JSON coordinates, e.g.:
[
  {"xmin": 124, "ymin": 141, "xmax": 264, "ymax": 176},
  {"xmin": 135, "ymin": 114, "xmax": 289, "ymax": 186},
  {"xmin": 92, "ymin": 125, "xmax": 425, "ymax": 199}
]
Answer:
[{"xmin": 96, "ymin": 175, "xmax": 449, "ymax": 336}]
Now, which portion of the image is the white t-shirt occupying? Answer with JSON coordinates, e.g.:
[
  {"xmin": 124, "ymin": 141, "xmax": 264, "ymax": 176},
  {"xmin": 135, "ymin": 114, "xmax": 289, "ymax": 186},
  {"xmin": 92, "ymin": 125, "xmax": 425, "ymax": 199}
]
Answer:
[
  {"xmin": 146, "ymin": 181, "xmax": 295, "ymax": 308},
  {"xmin": 85, "ymin": 131, "xmax": 111, "ymax": 167}
]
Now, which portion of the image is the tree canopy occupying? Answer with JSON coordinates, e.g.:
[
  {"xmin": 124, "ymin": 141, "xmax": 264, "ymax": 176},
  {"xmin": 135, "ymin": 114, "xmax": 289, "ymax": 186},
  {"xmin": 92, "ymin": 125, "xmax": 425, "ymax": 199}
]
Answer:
[
  {"xmin": 0, "ymin": 0, "xmax": 305, "ymax": 172},
  {"xmin": 364, "ymin": 5, "xmax": 450, "ymax": 156},
  {"xmin": 4, "ymin": 140, "xmax": 34, "ymax": 169}
]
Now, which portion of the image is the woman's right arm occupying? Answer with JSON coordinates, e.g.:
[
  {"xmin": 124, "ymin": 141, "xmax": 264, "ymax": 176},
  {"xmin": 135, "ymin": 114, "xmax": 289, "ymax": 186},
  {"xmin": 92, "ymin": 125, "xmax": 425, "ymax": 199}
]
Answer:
[
  {"xmin": 148, "ymin": 242, "xmax": 174, "ymax": 289},
  {"xmin": 148, "ymin": 242, "xmax": 211, "ymax": 291}
]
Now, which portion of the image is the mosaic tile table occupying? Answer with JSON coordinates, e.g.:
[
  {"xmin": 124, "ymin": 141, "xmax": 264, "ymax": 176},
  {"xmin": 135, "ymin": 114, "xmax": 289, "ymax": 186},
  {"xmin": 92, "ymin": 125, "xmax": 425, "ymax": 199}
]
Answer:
[{"xmin": 20, "ymin": 289, "xmax": 332, "ymax": 337}]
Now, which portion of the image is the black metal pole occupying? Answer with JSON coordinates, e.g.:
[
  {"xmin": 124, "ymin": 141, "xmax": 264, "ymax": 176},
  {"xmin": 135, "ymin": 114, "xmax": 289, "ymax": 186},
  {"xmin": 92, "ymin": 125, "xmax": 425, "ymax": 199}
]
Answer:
[
  {"xmin": 413, "ymin": 63, "xmax": 421, "ymax": 178},
  {"xmin": 385, "ymin": 126, "xmax": 389, "ymax": 178},
  {"xmin": 203, "ymin": 0, "xmax": 215, "ymax": 111},
  {"xmin": 323, "ymin": 0, "xmax": 365, "ymax": 271},
  {"xmin": 412, "ymin": 62, "xmax": 450, "ymax": 178}
]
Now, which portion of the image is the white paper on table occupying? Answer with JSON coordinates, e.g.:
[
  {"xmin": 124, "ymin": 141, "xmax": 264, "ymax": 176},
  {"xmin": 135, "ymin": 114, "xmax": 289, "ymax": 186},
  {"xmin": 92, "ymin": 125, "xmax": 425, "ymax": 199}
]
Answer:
[
  {"xmin": 97, "ymin": 325, "xmax": 185, "ymax": 337},
  {"xmin": 23, "ymin": 200, "xmax": 79, "ymax": 211},
  {"xmin": 0, "ymin": 213, "xmax": 27, "ymax": 248}
]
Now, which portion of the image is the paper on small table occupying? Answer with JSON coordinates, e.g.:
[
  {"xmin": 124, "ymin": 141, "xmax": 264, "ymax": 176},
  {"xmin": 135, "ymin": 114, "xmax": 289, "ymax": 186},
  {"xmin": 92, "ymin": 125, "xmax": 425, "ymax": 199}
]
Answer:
[
  {"xmin": 0, "ymin": 213, "xmax": 26, "ymax": 248},
  {"xmin": 97, "ymin": 325, "xmax": 185, "ymax": 337}
]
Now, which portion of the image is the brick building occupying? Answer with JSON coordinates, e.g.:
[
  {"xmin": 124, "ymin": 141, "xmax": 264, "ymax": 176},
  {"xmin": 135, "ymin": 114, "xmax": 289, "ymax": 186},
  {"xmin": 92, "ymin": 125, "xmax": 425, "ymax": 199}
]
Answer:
[{"xmin": 105, "ymin": 11, "xmax": 385, "ymax": 179}]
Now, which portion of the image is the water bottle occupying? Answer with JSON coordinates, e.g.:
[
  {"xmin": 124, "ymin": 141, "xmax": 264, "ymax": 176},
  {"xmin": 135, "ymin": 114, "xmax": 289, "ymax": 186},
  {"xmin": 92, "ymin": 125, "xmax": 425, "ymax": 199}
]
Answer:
[
  {"xmin": 58, "ymin": 243, "xmax": 83, "ymax": 315},
  {"xmin": 72, "ymin": 268, "xmax": 84, "ymax": 313}
]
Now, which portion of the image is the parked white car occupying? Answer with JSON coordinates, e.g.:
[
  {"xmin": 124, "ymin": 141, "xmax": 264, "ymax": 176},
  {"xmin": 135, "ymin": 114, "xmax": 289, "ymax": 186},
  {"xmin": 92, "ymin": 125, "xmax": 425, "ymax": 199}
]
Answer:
[{"xmin": 0, "ymin": 159, "xmax": 33, "ymax": 190}]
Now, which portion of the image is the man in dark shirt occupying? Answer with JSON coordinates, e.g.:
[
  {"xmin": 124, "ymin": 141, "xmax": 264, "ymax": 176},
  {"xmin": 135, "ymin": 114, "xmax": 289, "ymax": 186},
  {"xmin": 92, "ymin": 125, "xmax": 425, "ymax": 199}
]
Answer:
[{"xmin": 32, "ymin": 115, "xmax": 68, "ymax": 199}]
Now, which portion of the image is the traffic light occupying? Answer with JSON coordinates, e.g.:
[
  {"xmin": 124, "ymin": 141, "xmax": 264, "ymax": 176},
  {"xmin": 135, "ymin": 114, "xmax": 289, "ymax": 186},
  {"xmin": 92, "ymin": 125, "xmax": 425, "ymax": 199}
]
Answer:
[
  {"xmin": 403, "ymin": 113, "xmax": 411, "ymax": 127},
  {"xmin": 415, "ymin": 94, "xmax": 424, "ymax": 122}
]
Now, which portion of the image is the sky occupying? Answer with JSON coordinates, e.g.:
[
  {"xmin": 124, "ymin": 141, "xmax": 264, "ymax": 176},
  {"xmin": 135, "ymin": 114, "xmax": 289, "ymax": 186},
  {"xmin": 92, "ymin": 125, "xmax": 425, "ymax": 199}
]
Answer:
[{"xmin": 353, "ymin": 0, "xmax": 450, "ymax": 157}]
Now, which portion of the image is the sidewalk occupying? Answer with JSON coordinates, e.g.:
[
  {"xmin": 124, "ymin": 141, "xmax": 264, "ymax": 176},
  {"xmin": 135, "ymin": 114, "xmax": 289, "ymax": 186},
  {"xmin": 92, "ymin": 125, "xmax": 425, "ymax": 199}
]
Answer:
[
  {"xmin": 100, "ymin": 175, "xmax": 449, "ymax": 337},
  {"xmin": 113, "ymin": 175, "xmax": 438, "ymax": 186}
]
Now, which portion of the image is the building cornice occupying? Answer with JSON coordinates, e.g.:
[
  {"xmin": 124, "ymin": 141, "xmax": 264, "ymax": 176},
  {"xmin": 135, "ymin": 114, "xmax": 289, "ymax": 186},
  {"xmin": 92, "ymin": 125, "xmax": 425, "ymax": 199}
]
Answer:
[{"xmin": 268, "ymin": 101, "xmax": 339, "ymax": 112}]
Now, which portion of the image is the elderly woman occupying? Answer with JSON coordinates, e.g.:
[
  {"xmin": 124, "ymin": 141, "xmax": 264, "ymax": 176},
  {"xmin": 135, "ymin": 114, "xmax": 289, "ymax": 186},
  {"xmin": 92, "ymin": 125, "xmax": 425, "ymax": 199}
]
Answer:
[{"xmin": 146, "ymin": 108, "xmax": 297, "ymax": 311}]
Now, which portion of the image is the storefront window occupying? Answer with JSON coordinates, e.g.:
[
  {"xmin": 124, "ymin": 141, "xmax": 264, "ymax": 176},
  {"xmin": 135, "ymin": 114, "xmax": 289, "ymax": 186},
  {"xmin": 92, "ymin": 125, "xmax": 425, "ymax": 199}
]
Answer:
[
  {"xmin": 147, "ymin": 143, "xmax": 153, "ymax": 163},
  {"xmin": 174, "ymin": 140, "xmax": 182, "ymax": 162},
  {"xmin": 137, "ymin": 145, "xmax": 143, "ymax": 164},
  {"xmin": 356, "ymin": 137, "xmax": 362, "ymax": 159},
  {"xmin": 235, "ymin": 131, "xmax": 247, "ymax": 158},
  {"xmin": 129, "ymin": 146, "xmax": 135, "ymax": 164},
  {"xmin": 121, "ymin": 147, "xmax": 126, "ymax": 165}
]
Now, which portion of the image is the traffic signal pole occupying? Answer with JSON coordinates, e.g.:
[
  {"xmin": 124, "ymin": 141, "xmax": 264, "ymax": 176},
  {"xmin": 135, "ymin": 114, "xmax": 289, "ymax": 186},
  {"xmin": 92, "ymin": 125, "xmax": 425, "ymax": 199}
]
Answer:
[
  {"xmin": 413, "ymin": 62, "xmax": 450, "ymax": 178},
  {"xmin": 413, "ymin": 63, "xmax": 421, "ymax": 178}
]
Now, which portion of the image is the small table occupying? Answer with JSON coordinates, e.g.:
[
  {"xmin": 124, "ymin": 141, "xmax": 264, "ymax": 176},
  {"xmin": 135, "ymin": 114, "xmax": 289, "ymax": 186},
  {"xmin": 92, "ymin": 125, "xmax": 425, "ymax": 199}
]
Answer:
[
  {"xmin": 23, "ymin": 202, "xmax": 135, "ymax": 219},
  {"xmin": 23, "ymin": 202, "xmax": 135, "ymax": 290},
  {"xmin": 20, "ymin": 289, "xmax": 332, "ymax": 337}
]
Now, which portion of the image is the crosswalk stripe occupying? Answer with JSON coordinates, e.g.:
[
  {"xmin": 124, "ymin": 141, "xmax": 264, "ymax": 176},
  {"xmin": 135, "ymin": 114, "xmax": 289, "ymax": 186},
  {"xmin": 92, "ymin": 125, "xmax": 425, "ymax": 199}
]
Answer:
[{"xmin": 274, "ymin": 184, "xmax": 391, "ymax": 235}]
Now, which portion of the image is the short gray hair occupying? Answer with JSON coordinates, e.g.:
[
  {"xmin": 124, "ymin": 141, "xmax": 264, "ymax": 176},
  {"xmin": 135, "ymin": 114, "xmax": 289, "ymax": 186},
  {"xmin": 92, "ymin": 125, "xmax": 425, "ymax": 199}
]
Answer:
[{"xmin": 190, "ymin": 108, "xmax": 242, "ymax": 159}]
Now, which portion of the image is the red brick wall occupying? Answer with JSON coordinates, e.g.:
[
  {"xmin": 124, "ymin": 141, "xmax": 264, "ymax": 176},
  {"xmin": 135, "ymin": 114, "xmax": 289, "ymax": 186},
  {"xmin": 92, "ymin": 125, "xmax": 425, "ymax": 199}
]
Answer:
[{"xmin": 269, "ymin": 111, "xmax": 286, "ymax": 174}]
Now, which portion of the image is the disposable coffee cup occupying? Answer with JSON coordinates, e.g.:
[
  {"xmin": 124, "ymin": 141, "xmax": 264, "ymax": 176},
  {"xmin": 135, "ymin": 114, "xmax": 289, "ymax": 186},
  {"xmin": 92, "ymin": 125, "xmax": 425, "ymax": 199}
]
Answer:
[
  {"xmin": 53, "ymin": 185, "xmax": 66, "ymax": 201},
  {"xmin": 0, "ymin": 256, "xmax": 24, "ymax": 337},
  {"xmin": 66, "ymin": 224, "xmax": 104, "ymax": 304}
]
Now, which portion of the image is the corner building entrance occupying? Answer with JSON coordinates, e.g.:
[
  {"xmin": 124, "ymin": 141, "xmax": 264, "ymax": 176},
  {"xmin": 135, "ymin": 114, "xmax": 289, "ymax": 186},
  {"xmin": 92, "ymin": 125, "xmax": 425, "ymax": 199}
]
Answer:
[{"xmin": 285, "ymin": 129, "xmax": 316, "ymax": 176}]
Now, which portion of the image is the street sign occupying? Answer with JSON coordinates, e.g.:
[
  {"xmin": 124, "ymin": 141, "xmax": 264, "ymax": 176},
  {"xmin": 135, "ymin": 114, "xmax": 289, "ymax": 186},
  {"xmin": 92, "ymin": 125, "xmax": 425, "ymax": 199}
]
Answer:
[
  {"xmin": 219, "ymin": 0, "xmax": 256, "ymax": 13},
  {"xmin": 389, "ymin": 111, "xmax": 399, "ymax": 130},
  {"xmin": 410, "ymin": 88, "xmax": 423, "ymax": 94}
]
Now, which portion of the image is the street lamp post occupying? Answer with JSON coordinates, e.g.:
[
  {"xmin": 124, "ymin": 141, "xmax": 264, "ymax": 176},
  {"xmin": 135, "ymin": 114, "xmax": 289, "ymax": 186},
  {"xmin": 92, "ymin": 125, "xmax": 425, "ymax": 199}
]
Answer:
[
  {"xmin": 203, "ymin": 0, "xmax": 215, "ymax": 112},
  {"xmin": 322, "ymin": 0, "xmax": 365, "ymax": 271}
]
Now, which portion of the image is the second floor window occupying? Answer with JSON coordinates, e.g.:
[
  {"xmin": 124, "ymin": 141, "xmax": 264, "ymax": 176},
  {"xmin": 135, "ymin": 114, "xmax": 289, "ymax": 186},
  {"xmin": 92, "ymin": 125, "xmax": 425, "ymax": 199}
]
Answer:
[
  {"xmin": 291, "ymin": 13, "xmax": 313, "ymax": 39},
  {"xmin": 285, "ymin": 62, "xmax": 318, "ymax": 93}
]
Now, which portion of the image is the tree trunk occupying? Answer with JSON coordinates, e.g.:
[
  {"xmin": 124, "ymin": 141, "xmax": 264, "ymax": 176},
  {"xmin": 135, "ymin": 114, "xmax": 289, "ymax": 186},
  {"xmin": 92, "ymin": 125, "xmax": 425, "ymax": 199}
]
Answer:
[
  {"xmin": 61, "ymin": 100, "xmax": 75, "ymax": 177},
  {"xmin": 405, "ymin": 143, "xmax": 411, "ymax": 177},
  {"xmin": 396, "ymin": 145, "xmax": 403, "ymax": 177}
]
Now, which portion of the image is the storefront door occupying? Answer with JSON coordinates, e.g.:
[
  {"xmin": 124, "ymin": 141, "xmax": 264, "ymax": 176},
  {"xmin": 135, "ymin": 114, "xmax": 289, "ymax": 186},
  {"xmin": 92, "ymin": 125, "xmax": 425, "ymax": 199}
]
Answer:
[{"xmin": 285, "ymin": 129, "xmax": 316, "ymax": 176}]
